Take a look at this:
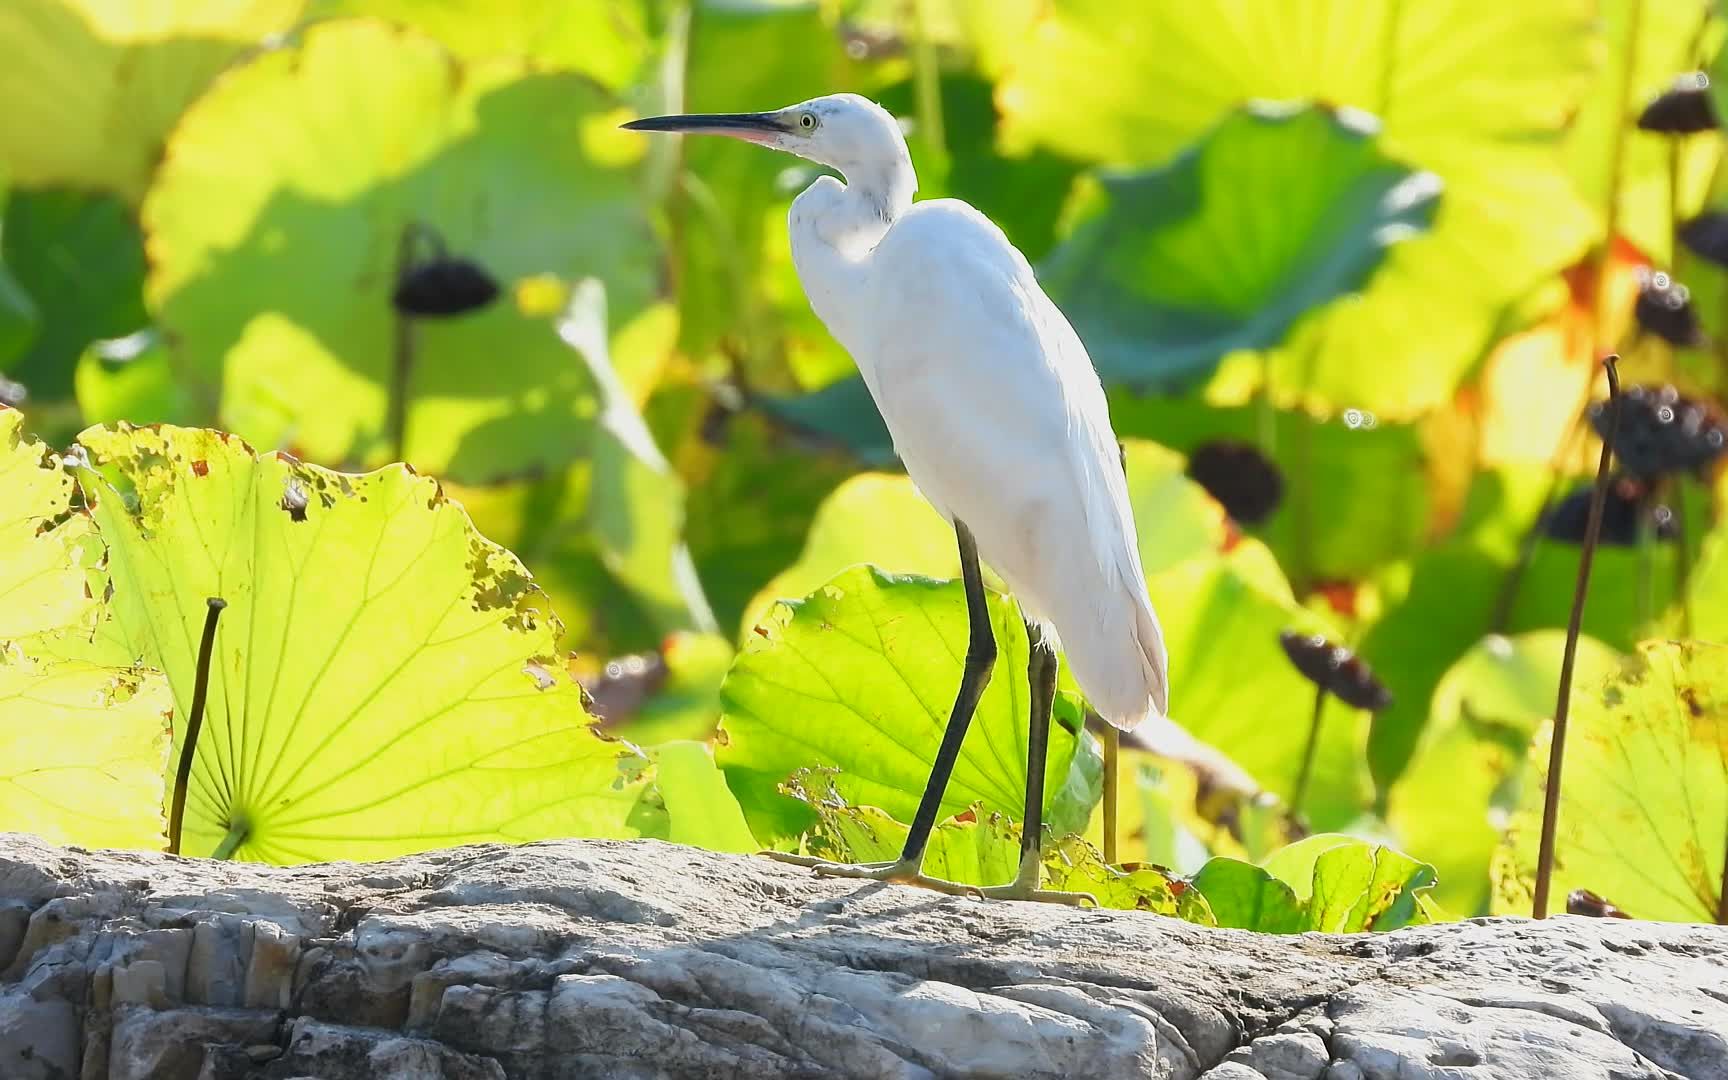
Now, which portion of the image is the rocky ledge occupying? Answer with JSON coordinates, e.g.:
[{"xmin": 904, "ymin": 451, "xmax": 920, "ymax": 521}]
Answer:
[{"xmin": 0, "ymin": 833, "xmax": 1724, "ymax": 1079}]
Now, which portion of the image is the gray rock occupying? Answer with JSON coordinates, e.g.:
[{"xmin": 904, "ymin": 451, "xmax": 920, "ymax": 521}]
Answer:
[
  {"xmin": 107, "ymin": 1005, "xmax": 279, "ymax": 1080},
  {"xmin": 0, "ymin": 833, "xmax": 1724, "ymax": 1079}
]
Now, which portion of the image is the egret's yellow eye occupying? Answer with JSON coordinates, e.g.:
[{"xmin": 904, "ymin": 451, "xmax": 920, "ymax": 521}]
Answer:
[{"xmin": 799, "ymin": 112, "xmax": 817, "ymax": 131}]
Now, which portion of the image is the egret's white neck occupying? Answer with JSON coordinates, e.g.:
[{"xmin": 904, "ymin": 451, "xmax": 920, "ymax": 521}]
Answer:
[{"xmin": 788, "ymin": 147, "xmax": 916, "ymax": 361}]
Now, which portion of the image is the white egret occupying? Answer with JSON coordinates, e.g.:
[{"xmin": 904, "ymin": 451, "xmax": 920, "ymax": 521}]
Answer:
[{"xmin": 625, "ymin": 94, "xmax": 1169, "ymax": 904}]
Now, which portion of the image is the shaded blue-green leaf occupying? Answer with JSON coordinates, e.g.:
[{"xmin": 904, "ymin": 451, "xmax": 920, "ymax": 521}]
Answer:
[
  {"xmin": 1039, "ymin": 104, "xmax": 1438, "ymax": 391},
  {"xmin": 1191, "ymin": 858, "xmax": 1306, "ymax": 933}
]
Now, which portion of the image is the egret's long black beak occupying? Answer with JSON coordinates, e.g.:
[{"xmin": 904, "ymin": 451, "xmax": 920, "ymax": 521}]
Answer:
[{"xmin": 621, "ymin": 112, "xmax": 789, "ymax": 144}]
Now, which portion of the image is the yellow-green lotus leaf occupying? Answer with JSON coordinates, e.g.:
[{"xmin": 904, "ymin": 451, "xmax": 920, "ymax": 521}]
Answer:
[
  {"xmin": 71, "ymin": 422, "xmax": 647, "ymax": 863},
  {"xmin": 0, "ymin": 406, "xmax": 102, "ymax": 643},
  {"xmin": 0, "ymin": 0, "xmax": 303, "ymax": 201},
  {"xmin": 1493, "ymin": 641, "xmax": 1727, "ymax": 922},
  {"xmin": 0, "ymin": 643, "xmax": 172, "ymax": 850}
]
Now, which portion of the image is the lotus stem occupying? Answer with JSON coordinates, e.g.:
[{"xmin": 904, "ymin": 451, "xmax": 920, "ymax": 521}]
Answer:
[
  {"xmin": 168, "ymin": 597, "xmax": 226, "ymax": 856},
  {"xmin": 1533, "ymin": 355, "xmax": 1620, "ymax": 919},
  {"xmin": 1290, "ymin": 682, "xmax": 1327, "ymax": 824}
]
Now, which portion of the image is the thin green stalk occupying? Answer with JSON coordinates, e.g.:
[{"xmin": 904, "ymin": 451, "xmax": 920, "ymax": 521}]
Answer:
[
  {"xmin": 389, "ymin": 222, "xmax": 421, "ymax": 465},
  {"xmin": 1670, "ymin": 479, "xmax": 1692, "ymax": 636},
  {"xmin": 168, "ymin": 597, "xmax": 225, "ymax": 856},
  {"xmin": 1101, "ymin": 725, "xmax": 1119, "ymax": 865},
  {"xmin": 1533, "ymin": 356, "xmax": 1621, "ymax": 920},
  {"xmin": 907, "ymin": 0, "xmax": 949, "ymax": 190},
  {"xmin": 1290, "ymin": 683, "xmax": 1327, "ymax": 824}
]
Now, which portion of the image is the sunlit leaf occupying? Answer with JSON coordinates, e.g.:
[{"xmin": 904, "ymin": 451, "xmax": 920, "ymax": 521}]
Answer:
[
  {"xmin": 0, "ymin": 643, "xmax": 172, "ymax": 850},
  {"xmin": 145, "ymin": 19, "xmax": 659, "ymax": 480},
  {"xmin": 0, "ymin": 406, "xmax": 102, "ymax": 643},
  {"xmin": 791, "ymin": 770, "xmax": 1212, "ymax": 916},
  {"xmin": 0, "ymin": 0, "xmax": 302, "ymax": 201},
  {"xmin": 1000, "ymin": 0, "xmax": 1599, "ymax": 418},
  {"xmin": 74, "ymin": 329, "xmax": 202, "ymax": 430},
  {"xmin": 655, "ymin": 739, "xmax": 758, "ymax": 854},
  {"xmin": 306, "ymin": 0, "xmax": 652, "ymax": 88},
  {"xmin": 1394, "ymin": 631, "xmax": 1621, "ymax": 915},
  {"xmin": 1040, "ymin": 104, "xmax": 1437, "ymax": 392},
  {"xmin": 560, "ymin": 280, "xmax": 715, "ymax": 635},
  {"xmin": 718, "ymin": 566, "xmax": 1083, "ymax": 847},
  {"xmin": 1494, "ymin": 641, "xmax": 1727, "ymax": 922},
  {"xmin": 1190, "ymin": 858, "xmax": 1305, "ymax": 933},
  {"xmin": 1250, "ymin": 833, "xmax": 1439, "ymax": 931},
  {"xmin": 2, "ymin": 189, "xmax": 147, "ymax": 404},
  {"xmin": 71, "ymin": 422, "xmax": 648, "ymax": 863}
]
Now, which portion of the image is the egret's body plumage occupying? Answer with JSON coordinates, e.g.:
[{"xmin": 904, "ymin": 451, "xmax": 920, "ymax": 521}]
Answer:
[
  {"xmin": 777, "ymin": 95, "xmax": 1167, "ymax": 731},
  {"xmin": 624, "ymin": 92, "xmax": 1174, "ymax": 902},
  {"xmin": 799, "ymin": 195, "xmax": 1168, "ymax": 728}
]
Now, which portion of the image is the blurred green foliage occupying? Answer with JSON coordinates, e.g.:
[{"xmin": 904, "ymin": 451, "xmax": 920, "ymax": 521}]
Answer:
[{"xmin": 2, "ymin": 0, "xmax": 1726, "ymax": 926}]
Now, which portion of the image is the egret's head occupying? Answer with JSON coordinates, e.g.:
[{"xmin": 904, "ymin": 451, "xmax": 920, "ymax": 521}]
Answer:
[{"xmin": 623, "ymin": 93, "xmax": 906, "ymax": 176}]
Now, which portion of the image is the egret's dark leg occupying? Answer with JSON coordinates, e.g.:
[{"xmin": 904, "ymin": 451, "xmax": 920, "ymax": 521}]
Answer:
[
  {"xmin": 900, "ymin": 518, "xmax": 996, "ymax": 863},
  {"xmin": 972, "ymin": 619, "xmax": 1091, "ymax": 905},
  {"xmin": 765, "ymin": 520, "xmax": 998, "ymax": 891}
]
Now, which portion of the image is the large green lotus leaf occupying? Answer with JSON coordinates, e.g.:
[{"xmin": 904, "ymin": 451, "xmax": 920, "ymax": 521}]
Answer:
[
  {"xmin": 1190, "ymin": 858, "xmax": 1306, "ymax": 933},
  {"xmin": 1393, "ymin": 631, "xmax": 1621, "ymax": 915},
  {"xmin": 305, "ymin": 0, "xmax": 650, "ymax": 87},
  {"xmin": 0, "ymin": 407, "xmax": 103, "ymax": 642},
  {"xmin": 0, "ymin": 185, "xmax": 37, "ymax": 372},
  {"xmin": 1360, "ymin": 465, "xmax": 1562, "ymax": 794},
  {"xmin": 1568, "ymin": 0, "xmax": 1718, "ymax": 265},
  {"xmin": 717, "ymin": 566, "xmax": 1083, "ymax": 847},
  {"xmin": 71, "ymin": 422, "xmax": 647, "ymax": 863},
  {"xmin": 1253, "ymin": 833, "xmax": 1439, "ymax": 931},
  {"xmin": 1494, "ymin": 641, "xmax": 1727, "ymax": 921},
  {"xmin": 144, "ymin": 19, "xmax": 659, "ymax": 480},
  {"xmin": 0, "ymin": 0, "xmax": 302, "ymax": 201},
  {"xmin": 2, "ymin": 189, "xmax": 148, "ymax": 404},
  {"xmin": 0, "ymin": 644, "xmax": 172, "ymax": 850},
  {"xmin": 999, "ymin": 0, "xmax": 1598, "ymax": 418},
  {"xmin": 1039, "ymin": 104, "xmax": 1437, "ymax": 392},
  {"xmin": 1108, "ymin": 394, "xmax": 1430, "ymax": 582}
]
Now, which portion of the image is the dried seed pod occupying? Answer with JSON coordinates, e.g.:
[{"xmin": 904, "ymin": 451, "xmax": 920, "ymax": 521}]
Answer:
[
  {"xmin": 1566, "ymin": 888, "xmax": 1632, "ymax": 918},
  {"xmin": 1632, "ymin": 270, "xmax": 1704, "ymax": 347},
  {"xmin": 392, "ymin": 256, "xmax": 500, "ymax": 318},
  {"xmin": 1588, "ymin": 384, "xmax": 1727, "ymax": 479},
  {"xmin": 1543, "ymin": 476, "xmax": 1677, "ymax": 546},
  {"xmin": 1186, "ymin": 439, "xmax": 1285, "ymax": 526},
  {"xmin": 1679, "ymin": 212, "xmax": 1728, "ymax": 266},
  {"xmin": 1277, "ymin": 631, "xmax": 1393, "ymax": 712},
  {"xmin": 1637, "ymin": 74, "xmax": 1717, "ymax": 134}
]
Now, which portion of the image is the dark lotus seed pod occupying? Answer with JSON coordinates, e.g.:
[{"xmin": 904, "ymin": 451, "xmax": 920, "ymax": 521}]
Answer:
[
  {"xmin": 1633, "ymin": 270, "xmax": 1704, "ymax": 347},
  {"xmin": 1543, "ymin": 477, "xmax": 1676, "ymax": 546},
  {"xmin": 1637, "ymin": 75, "xmax": 1717, "ymax": 134},
  {"xmin": 1277, "ymin": 631, "xmax": 1393, "ymax": 712},
  {"xmin": 1186, "ymin": 439, "xmax": 1284, "ymax": 526},
  {"xmin": 1679, "ymin": 212, "xmax": 1728, "ymax": 266},
  {"xmin": 1588, "ymin": 384, "xmax": 1728, "ymax": 479},
  {"xmin": 1566, "ymin": 888, "xmax": 1631, "ymax": 918},
  {"xmin": 392, "ymin": 256, "xmax": 500, "ymax": 318}
]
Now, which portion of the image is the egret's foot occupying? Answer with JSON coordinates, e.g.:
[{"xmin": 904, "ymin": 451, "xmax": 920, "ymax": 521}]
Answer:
[
  {"xmin": 972, "ymin": 881, "xmax": 1096, "ymax": 907},
  {"xmin": 762, "ymin": 850, "xmax": 990, "ymax": 897},
  {"xmin": 971, "ymin": 850, "xmax": 1097, "ymax": 907}
]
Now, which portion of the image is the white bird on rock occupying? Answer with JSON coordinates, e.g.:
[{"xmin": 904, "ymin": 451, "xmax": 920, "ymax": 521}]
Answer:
[{"xmin": 625, "ymin": 93, "xmax": 1174, "ymax": 905}]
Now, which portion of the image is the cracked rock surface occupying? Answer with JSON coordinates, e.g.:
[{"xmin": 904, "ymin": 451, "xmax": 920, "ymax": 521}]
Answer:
[{"xmin": 0, "ymin": 833, "xmax": 1724, "ymax": 1079}]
